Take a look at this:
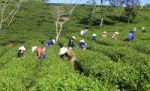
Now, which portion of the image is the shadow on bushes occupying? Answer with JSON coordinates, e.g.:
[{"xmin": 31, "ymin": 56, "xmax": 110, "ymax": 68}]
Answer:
[
  {"xmin": 80, "ymin": 17, "xmax": 116, "ymax": 26},
  {"xmin": 0, "ymin": 40, "xmax": 25, "ymax": 47},
  {"xmin": 108, "ymin": 16, "xmax": 134, "ymax": 23}
]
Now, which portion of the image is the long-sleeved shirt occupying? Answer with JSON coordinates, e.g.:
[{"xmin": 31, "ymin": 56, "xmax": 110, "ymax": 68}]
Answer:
[
  {"xmin": 127, "ymin": 32, "xmax": 134, "ymax": 41},
  {"xmin": 17, "ymin": 50, "xmax": 25, "ymax": 57},
  {"xmin": 35, "ymin": 48, "xmax": 45, "ymax": 58},
  {"xmin": 45, "ymin": 40, "xmax": 53, "ymax": 47},
  {"xmin": 101, "ymin": 34, "xmax": 107, "ymax": 38},
  {"xmin": 78, "ymin": 42, "xmax": 87, "ymax": 49},
  {"xmin": 68, "ymin": 38, "xmax": 75, "ymax": 48},
  {"xmin": 112, "ymin": 33, "xmax": 117, "ymax": 40},
  {"xmin": 80, "ymin": 30, "xmax": 85, "ymax": 36},
  {"xmin": 92, "ymin": 36, "xmax": 96, "ymax": 41}
]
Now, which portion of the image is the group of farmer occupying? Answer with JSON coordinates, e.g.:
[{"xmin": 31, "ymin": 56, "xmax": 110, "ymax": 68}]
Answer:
[
  {"xmin": 16, "ymin": 27, "xmax": 147, "ymax": 62},
  {"xmin": 91, "ymin": 31, "xmax": 119, "ymax": 41}
]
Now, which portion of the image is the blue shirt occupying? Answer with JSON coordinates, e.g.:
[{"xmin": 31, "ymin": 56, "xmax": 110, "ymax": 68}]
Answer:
[
  {"xmin": 127, "ymin": 32, "xmax": 134, "ymax": 41},
  {"xmin": 79, "ymin": 42, "xmax": 87, "ymax": 48},
  {"xmin": 45, "ymin": 41, "xmax": 53, "ymax": 47},
  {"xmin": 92, "ymin": 36, "xmax": 96, "ymax": 41}
]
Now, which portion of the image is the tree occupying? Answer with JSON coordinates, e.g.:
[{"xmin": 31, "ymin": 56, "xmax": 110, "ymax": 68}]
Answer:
[
  {"xmin": 99, "ymin": 0, "xmax": 106, "ymax": 27},
  {"xmin": 86, "ymin": 0, "xmax": 110, "ymax": 27},
  {"xmin": 123, "ymin": 0, "xmax": 140, "ymax": 24},
  {"xmin": 86, "ymin": 0, "xmax": 96, "ymax": 25},
  {"xmin": 108, "ymin": 0, "xmax": 140, "ymax": 24},
  {"xmin": 108, "ymin": 0, "xmax": 124, "ymax": 6},
  {"xmin": 0, "ymin": 0, "xmax": 23, "ymax": 30},
  {"xmin": 143, "ymin": 4, "xmax": 150, "ymax": 11},
  {"xmin": 51, "ymin": 1, "xmax": 80, "ymax": 42},
  {"xmin": 108, "ymin": 0, "xmax": 140, "ymax": 6},
  {"xmin": 124, "ymin": 6, "xmax": 137, "ymax": 24}
]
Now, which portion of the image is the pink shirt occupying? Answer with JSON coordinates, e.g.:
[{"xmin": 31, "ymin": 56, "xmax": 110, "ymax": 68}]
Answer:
[{"xmin": 112, "ymin": 33, "xmax": 117, "ymax": 40}]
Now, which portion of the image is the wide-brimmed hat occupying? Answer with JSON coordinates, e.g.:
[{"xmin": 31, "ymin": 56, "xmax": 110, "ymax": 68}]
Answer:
[
  {"xmin": 32, "ymin": 46, "xmax": 37, "ymax": 52},
  {"xmin": 92, "ymin": 34, "xmax": 96, "ymax": 36},
  {"xmin": 72, "ymin": 36, "xmax": 75, "ymax": 40},
  {"xmin": 19, "ymin": 46, "xmax": 26, "ymax": 51},
  {"xmin": 115, "ymin": 32, "xmax": 119, "ymax": 35},
  {"xmin": 80, "ymin": 39, "xmax": 85, "ymax": 43},
  {"xmin": 59, "ymin": 47, "xmax": 68, "ymax": 55},
  {"xmin": 84, "ymin": 29, "xmax": 88, "ymax": 32},
  {"xmin": 103, "ymin": 31, "xmax": 106, "ymax": 34},
  {"xmin": 52, "ymin": 39, "xmax": 56, "ymax": 43}
]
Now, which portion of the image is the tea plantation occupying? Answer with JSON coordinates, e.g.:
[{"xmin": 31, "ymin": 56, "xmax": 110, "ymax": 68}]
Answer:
[{"xmin": 0, "ymin": 0, "xmax": 150, "ymax": 91}]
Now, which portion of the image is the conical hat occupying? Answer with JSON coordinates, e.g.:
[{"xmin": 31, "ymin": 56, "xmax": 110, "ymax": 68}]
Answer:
[
  {"xmin": 32, "ymin": 46, "xmax": 37, "ymax": 52},
  {"xmin": 19, "ymin": 46, "xmax": 26, "ymax": 51}
]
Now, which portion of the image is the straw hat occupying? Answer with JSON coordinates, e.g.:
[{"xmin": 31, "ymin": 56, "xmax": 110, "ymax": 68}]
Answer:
[
  {"xmin": 92, "ymin": 34, "xmax": 96, "ymax": 36},
  {"xmin": 103, "ymin": 31, "xmax": 106, "ymax": 34},
  {"xmin": 80, "ymin": 39, "xmax": 85, "ymax": 43},
  {"xmin": 84, "ymin": 29, "xmax": 88, "ymax": 32},
  {"xmin": 32, "ymin": 46, "xmax": 37, "ymax": 52},
  {"xmin": 59, "ymin": 47, "xmax": 68, "ymax": 55},
  {"xmin": 52, "ymin": 39, "xmax": 56, "ymax": 43},
  {"xmin": 19, "ymin": 46, "xmax": 26, "ymax": 51},
  {"xmin": 115, "ymin": 32, "xmax": 119, "ymax": 35},
  {"xmin": 72, "ymin": 36, "xmax": 76, "ymax": 40}
]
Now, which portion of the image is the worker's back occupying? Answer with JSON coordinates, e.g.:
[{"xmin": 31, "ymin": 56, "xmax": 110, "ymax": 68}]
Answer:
[
  {"xmin": 35, "ymin": 48, "xmax": 45, "ymax": 57},
  {"xmin": 66, "ymin": 49, "xmax": 76, "ymax": 62},
  {"xmin": 67, "ymin": 49, "xmax": 76, "ymax": 58},
  {"xmin": 127, "ymin": 32, "xmax": 134, "ymax": 41}
]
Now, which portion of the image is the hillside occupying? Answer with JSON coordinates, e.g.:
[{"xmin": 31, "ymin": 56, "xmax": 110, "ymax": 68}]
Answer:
[{"xmin": 0, "ymin": 0, "xmax": 150, "ymax": 91}]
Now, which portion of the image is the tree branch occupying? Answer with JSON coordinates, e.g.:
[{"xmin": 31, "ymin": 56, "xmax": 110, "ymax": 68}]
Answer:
[{"xmin": 8, "ymin": 0, "xmax": 23, "ymax": 26}]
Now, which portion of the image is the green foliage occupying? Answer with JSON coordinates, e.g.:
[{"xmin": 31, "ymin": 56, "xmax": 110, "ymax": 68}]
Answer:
[
  {"xmin": 0, "ymin": 0, "xmax": 150, "ymax": 91},
  {"xmin": 124, "ymin": 6, "xmax": 138, "ymax": 23}
]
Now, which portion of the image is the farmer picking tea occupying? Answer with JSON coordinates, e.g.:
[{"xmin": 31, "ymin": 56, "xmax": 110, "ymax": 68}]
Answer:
[
  {"xmin": 59, "ymin": 43, "xmax": 76, "ymax": 62},
  {"xmin": 92, "ymin": 34, "xmax": 96, "ymax": 41},
  {"xmin": 112, "ymin": 32, "xmax": 119, "ymax": 40},
  {"xmin": 68, "ymin": 36, "xmax": 76, "ymax": 49},
  {"xmin": 101, "ymin": 31, "xmax": 107, "ymax": 38},
  {"xmin": 32, "ymin": 46, "xmax": 46, "ymax": 60},
  {"xmin": 17, "ymin": 46, "xmax": 26, "ymax": 57},
  {"xmin": 127, "ymin": 28, "xmax": 136, "ymax": 41},
  {"xmin": 141, "ymin": 27, "xmax": 146, "ymax": 33},
  {"xmin": 44, "ymin": 39, "xmax": 55, "ymax": 48},
  {"xmin": 78, "ymin": 39, "xmax": 87, "ymax": 50},
  {"xmin": 80, "ymin": 29, "xmax": 85, "ymax": 36},
  {"xmin": 80, "ymin": 29, "xmax": 88, "ymax": 36}
]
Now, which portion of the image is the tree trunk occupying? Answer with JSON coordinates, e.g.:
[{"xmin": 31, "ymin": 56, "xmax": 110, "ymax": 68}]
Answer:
[
  {"xmin": 8, "ymin": 9, "xmax": 18, "ymax": 26},
  {"xmin": 100, "ymin": 18, "xmax": 103, "ymax": 27},
  {"xmin": 8, "ymin": 0, "xmax": 22, "ymax": 26},
  {"xmin": 55, "ymin": 22, "xmax": 63, "ymax": 42},
  {"xmin": 55, "ymin": 33, "xmax": 60, "ymax": 42}
]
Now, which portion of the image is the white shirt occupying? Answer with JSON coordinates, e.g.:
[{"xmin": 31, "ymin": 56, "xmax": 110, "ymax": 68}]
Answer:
[
  {"xmin": 102, "ymin": 34, "xmax": 107, "ymax": 38},
  {"xmin": 80, "ymin": 30, "xmax": 85, "ymax": 36}
]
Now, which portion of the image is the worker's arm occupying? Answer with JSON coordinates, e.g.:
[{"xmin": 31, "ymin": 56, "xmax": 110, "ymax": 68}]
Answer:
[{"xmin": 35, "ymin": 50, "xmax": 40, "ymax": 58}]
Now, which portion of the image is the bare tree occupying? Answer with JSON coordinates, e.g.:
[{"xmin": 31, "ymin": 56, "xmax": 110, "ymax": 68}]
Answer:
[
  {"xmin": 51, "ymin": 0, "xmax": 80, "ymax": 42},
  {"xmin": 99, "ymin": 0, "xmax": 104, "ymax": 27},
  {"xmin": 0, "ymin": 0, "xmax": 23, "ymax": 30}
]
